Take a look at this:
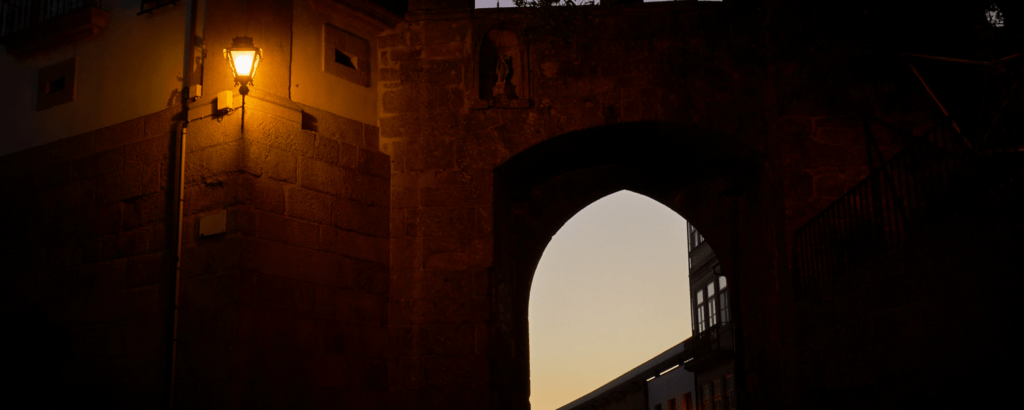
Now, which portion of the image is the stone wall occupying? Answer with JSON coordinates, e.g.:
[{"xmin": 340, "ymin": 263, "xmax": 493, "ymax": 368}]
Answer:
[
  {"xmin": 0, "ymin": 92, "xmax": 391, "ymax": 409},
  {"xmin": 375, "ymin": 1, "xmax": 1010, "ymax": 409},
  {"xmin": 1, "ymin": 1, "xmax": 1019, "ymax": 409},
  {"xmin": 173, "ymin": 95, "xmax": 390, "ymax": 408},
  {"xmin": 0, "ymin": 107, "xmax": 179, "ymax": 407},
  {"xmin": 793, "ymin": 196, "xmax": 1024, "ymax": 408},
  {"xmin": 378, "ymin": 4, "xmax": 770, "ymax": 408}
]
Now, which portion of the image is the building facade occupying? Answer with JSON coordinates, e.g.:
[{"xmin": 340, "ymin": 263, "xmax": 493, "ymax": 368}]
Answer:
[
  {"xmin": 683, "ymin": 222, "xmax": 735, "ymax": 410},
  {"xmin": 555, "ymin": 341, "xmax": 695, "ymax": 410},
  {"xmin": 2, "ymin": 0, "xmax": 1021, "ymax": 409}
]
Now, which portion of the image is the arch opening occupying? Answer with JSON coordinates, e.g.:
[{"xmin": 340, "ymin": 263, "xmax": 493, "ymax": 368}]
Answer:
[
  {"xmin": 490, "ymin": 122, "xmax": 765, "ymax": 410},
  {"xmin": 528, "ymin": 190, "xmax": 692, "ymax": 410}
]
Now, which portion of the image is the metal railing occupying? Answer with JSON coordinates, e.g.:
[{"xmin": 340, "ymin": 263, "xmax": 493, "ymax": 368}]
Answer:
[
  {"xmin": 1, "ymin": 0, "xmax": 98, "ymax": 37},
  {"xmin": 792, "ymin": 115, "xmax": 1024, "ymax": 300}
]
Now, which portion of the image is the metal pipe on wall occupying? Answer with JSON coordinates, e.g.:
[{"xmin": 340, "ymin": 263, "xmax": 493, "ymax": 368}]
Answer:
[
  {"xmin": 169, "ymin": 122, "xmax": 186, "ymax": 409},
  {"xmin": 170, "ymin": 0, "xmax": 203, "ymax": 407}
]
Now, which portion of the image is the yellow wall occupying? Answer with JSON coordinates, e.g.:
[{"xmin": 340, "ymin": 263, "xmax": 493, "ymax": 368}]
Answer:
[
  {"xmin": 202, "ymin": 0, "xmax": 293, "ymax": 100},
  {"xmin": 0, "ymin": 2, "xmax": 188, "ymax": 156},
  {"xmin": 290, "ymin": 0, "xmax": 380, "ymax": 128},
  {"xmin": 0, "ymin": 0, "xmax": 386, "ymax": 157}
]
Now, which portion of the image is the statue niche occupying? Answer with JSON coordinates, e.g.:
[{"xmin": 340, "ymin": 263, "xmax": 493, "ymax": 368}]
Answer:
[{"xmin": 476, "ymin": 28, "xmax": 530, "ymax": 109}]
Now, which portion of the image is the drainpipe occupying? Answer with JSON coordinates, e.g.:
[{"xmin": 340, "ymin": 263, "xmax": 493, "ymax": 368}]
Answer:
[
  {"xmin": 170, "ymin": 0, "xmax": 201, "ymax": 408},
  {"xmin": 169, "ymin": 122, "xmax": 186, "ymax": 410}
]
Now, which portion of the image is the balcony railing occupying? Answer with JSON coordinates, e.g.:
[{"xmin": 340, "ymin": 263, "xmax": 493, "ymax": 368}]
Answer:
[
  {"xmin": 1, "ymin": 0, "xmax": 107, "ymax": 57},
  {"xmin": 682, "ymin": 322, "xmax": 734, "ymax": 371},
  {"xmin": 1, "ymin": 0, "xmax": 99, "ymax": 37},
  {"xmin": 792, "ymin": 116, "xmax": 1024, "ymax": 300}
]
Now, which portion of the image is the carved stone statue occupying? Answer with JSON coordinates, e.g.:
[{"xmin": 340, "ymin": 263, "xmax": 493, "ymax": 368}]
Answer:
[
  {"xmin": 493, "ymin": 54, "xmax": 517, "ymax": 99},
  {"xmin": 496, "ymin": 54, "xmax": 510, "ymax": 85}
]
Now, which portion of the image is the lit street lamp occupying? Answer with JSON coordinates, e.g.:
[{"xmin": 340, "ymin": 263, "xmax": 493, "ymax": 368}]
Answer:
[{"xmin": 223, "ymin": 36, "xmax": 262, "ymax": 96}]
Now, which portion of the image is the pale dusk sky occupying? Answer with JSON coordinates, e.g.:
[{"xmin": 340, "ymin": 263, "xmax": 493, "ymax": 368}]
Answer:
[{"xmin": 528, "ymin": 190, "xmax": 692, "ymax": 410}]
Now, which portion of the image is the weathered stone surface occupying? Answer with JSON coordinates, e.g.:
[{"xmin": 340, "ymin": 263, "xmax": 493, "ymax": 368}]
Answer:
[
  {"xmin": 264, "ymin": 146, "xmax": 298, "ymax": 183},
  {"xmin": 124, "ymin": 135, "xmax": 171, "ymax": 169},
  {"xmin": 3, "ymin": 3, "xmax": 1017, "ymax": 410},
  {"xmin": 72, "ymin": 147, "xmax": 123, "ymax": 181},
  {"xmin": 399, "ymin": 60, "xmax": 462, "ymax": 85},
  {"xmin": 123, "ymin": 193, "xmax": 166, "ymax": 230},
  {"xmin": 288, "ymin": 186, "xmax": 333, "ymax": 225},
  {"xmin": 383, "ymin": 86, "xmax": 463, "ymax": 114},
  {"xmin": 258, "ymin": 211, "xmax": 320, "ymax": 250},
  {"xmin": 91, "ymin": 116, "xmax": 146, "ymax": 153}
]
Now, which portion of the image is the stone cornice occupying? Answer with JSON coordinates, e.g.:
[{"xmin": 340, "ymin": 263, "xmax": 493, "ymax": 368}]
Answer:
[{"xmin": 312, "ymin": 0, "xmax": 403, "ymax": 32}]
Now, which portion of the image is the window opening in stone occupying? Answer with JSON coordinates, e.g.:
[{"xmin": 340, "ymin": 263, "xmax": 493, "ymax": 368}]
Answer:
[
  {"xmin": 47, "ymin": 77, "xmax": 66, "ymax": 94},
  {"xmin": 529, "ymin": 190, "xmax": 690, "ymax": 410},
  {"xmin": 323, "ymin": 24, "xmax": 369, "ymax": 87},
  {"xmin": 334, "ymin": 49, "xmax": 356, "ymax": 69},
  {"xmin": 36, "ymin": 58, "xmax": 75, "ymax": 111}
]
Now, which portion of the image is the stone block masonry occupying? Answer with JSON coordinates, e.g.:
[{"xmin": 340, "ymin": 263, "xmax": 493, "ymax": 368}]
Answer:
[
  {"xmin": 0, "ymin": 106, "xmax": 179, "ymax": 408},
  {"xmin": 2, "ymin": 1, "xmax": 1017, "ymax": 409},
  {"xmin": 173, "ymin": 96, "xmax": 390, "ymax": 409},
  {"xmin": 376, "ymin": 7, "xmax": 769, "ymax": 409},
  {"xmin": 0, "ymin": 92, "xmax": 391, "ymax": 409}
]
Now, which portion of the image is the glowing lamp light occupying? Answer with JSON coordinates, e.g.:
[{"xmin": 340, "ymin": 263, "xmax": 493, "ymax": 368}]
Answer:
[{"xmin": 223, "ymin": 36, "xmax": 262, "ymax": 96}]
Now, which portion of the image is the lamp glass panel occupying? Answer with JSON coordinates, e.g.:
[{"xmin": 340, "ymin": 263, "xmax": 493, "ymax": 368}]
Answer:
[
  {"xmin": 231, "ymin": 50, "xmax": 258, "ymax": 77},
  {"xmin": 251, "ymin": 53, "xmax": 261, "ymax": 77}
]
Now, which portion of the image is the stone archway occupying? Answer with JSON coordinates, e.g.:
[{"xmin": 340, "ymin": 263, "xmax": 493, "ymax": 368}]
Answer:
[{"xmin": 489, "ymin": 121, "xmax": 767, "ymax": 410}]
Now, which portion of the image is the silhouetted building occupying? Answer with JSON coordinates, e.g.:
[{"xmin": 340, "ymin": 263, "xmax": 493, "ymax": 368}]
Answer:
[
  {"xmin": 556, "ymin": 341, "xmax": 695, "ymax": 410},
  {"xmin": 647, "ymin": 360, "xmax": 694, "ymax": 410},
  {"xmin": 683, "ymin": 222, "xmax": 735, "ymax": 410}
]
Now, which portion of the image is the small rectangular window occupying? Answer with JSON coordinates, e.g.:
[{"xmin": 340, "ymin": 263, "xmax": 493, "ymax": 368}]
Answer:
[
  {"xmin": 334, "ymin": 49, "xmax": 356, "ymax": 69},
  {"xmin": 47, "ymin": 77, "xmax": 66, "ymax": 93},
  {"xmin": 324, "ymin": 24, "xmax": 370, "ymax": 87},
  {"xmin": 709, "ymin": 298, "xmax": 717, "ymax": 326},
  {"xmin": 36, "ymin": 58, "xmax": 76, "ymax": 111},
  {"xmin": 697, "ymin": 306, "xmax": 705, "ymax": 333},
  {"xmin": 720, "ymin": 292, "xmax": 730, "ymax": 324}
]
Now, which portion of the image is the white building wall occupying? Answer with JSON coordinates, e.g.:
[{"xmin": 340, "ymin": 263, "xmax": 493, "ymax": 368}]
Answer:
[
  {"xmin": 0, "ymin": 1, "xmax": 188, "ymax": 156},
  {"xmin": 290, "ymin": 0, "xmax": 382, "ymax": 127},
  {"xmin": 648, "ymin": 365, "xmax": 694, "ymax": 410}
]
